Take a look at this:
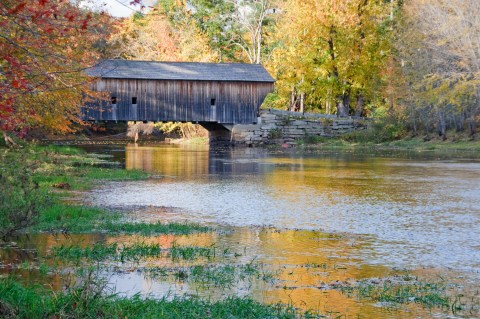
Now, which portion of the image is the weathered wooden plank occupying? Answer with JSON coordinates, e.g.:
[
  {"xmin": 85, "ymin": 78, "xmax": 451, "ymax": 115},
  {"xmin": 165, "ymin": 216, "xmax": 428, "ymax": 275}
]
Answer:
[{"xmin": 82, "ymin": 79, "xmax": 273, "ymax": 124}]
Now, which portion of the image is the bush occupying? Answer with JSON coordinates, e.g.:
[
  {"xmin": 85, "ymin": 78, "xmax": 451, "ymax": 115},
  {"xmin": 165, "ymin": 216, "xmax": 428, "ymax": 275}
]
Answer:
[
  {"xmin": 268, "ymin": 128, "xmax": 283, "ymax": 139},
  {"xmin": 299, "ymin": 135, "xmax": 326, "ymax": 144},
  {"xmin": 0, "ymin": 152, "xmax": 44, "ymax": 238},
  {"xmin": 343, "ymin": 119, "xmax": 407, "ymax": 143}
]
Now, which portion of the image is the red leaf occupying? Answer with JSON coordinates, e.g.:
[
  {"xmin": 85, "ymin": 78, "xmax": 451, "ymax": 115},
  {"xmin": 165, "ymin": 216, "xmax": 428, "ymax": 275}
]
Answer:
[
  {"xmin": 12, "ymin": 80, "xmax": 21, "ymax": 88},
  {"xmin": 8, "ymin": 2, "xmax": 26, "ymax": 14}
]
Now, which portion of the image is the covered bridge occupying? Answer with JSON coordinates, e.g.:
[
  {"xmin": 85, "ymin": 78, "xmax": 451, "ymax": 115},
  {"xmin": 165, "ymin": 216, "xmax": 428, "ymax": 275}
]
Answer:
[{"xmin": 82, "ymin": 60, "xmax": 275, "ymax": 126}]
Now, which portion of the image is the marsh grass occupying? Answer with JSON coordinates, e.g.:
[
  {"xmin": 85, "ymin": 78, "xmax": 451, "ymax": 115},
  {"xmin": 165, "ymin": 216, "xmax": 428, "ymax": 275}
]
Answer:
[
  {"xmin": 23, "ymin": 145, "xmax": 148, "ymax": 191},
  {"xmin": 103, "ymin": 221, "xmax": 211, "ymax": 235},
  {"xmin": 32, "ymin": 202, "xmax": 211, "ymax": 236},
  {"xmin": 50, "ymin": 243, "xmax": 219, "ymax": 263},
  {"xmin": 0, "ymin": 278, "xmax": 317, "ymax": 319},
  {"xmin": 33, "ymin": 204, "xmax": 114, "ymax": 233},
  {"xmin": 170, "ymin": 245, "xmax": 216, "ymax": 261},
  {"xmin": 50, "ymin": 242, "xmax": 163, "ymax": 262},
  {"xmin": 143, "ymin": 261, "xmax": 276, "ymax": 289},
  {"xmin": 299, "ymin": 135, "xmax": 480, "ymax": 153},
  {"xmin": 340, "ymin": 280, "xmax": 451, "ymax": 309}
]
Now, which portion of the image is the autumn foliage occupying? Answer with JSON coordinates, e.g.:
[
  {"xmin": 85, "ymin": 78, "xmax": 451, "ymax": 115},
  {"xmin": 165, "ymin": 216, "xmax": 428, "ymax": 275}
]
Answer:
[
  {"xmin": 0, "ymin": 0, "xmax": 110, "ymax": 137},
  {"xmin": 1, "ymin": 0, "xmax": 478, "ymax": 141}
]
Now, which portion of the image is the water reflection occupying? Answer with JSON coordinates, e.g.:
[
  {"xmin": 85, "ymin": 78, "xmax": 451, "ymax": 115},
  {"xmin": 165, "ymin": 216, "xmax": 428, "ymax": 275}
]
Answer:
[
  {"xmin": 0, "ymin": 230, "xmax": 434, "ymax": 319},
  {"xmin": 88, "ymin": 145, "xmax": 480, "ymax": 275},
  {"xmin": 124, "ymin": 144, "xmax": 276, "ymax": 178}
]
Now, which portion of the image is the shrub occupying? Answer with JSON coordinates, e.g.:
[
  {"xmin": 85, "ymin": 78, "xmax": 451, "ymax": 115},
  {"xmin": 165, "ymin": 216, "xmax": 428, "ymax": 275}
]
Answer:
[
  {"xmin": 343, "ymin": 119, "xmax": 407, "ymax": 143},
  {"xmin": 268, "ymin": 128, "xmax": 283, "ymax": 139},
  {"xmin": 0, "ymin": 152, "xmax": 44, "ymax": 238}
]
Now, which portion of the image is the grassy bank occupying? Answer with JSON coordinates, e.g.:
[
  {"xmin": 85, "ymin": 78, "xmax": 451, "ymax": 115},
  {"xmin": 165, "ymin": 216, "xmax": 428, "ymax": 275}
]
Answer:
[
  {"xmin": 0, "ymin": 279, "xmax": 315, "ymax": 319},
  {"xmin": 295, "ymin": 135, "xmax": 480, "ymax": 152},
  {"xmin": 0, "ymin": 145, "xmax": 210, "ymax": 236}
]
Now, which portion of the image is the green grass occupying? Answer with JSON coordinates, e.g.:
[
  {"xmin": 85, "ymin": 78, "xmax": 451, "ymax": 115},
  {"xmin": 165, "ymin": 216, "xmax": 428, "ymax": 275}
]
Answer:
[
  {"xmin": 33, "ymin": 164, "xmax": 148, "ymax": 191},
  {"xmin": 33, "ymin": 204, "xmax": 115, "ymax": 233},
  {"xmin": 50, "ymin": 242, "xmax": 120, "ymax": 262},
  {"xmin": 50, "ymin": 242, "xmax": 164, "ymax": 262},
  {"xmin": 340, "ymin": 280, "xmax": 451, "ymax": 309},
  {"xmin": 3, "ymin": 145, "xmax": 149, "ymax": 191},
  {"xmin": 297, "ymin": 134, "xmax": 480, "ymax": 152},
  {"xmin": 0, "ymin": 279, "xmax": 320, "ymax": 319},
  {"xmin": 144, "ymin": 263, "xmax": 261, "ymax": 288},
  {"xmin": 32, "ymin": 202, "xmax": 211, "ymax": 235},
  {"xmin": 103, "ymin": 221, "xmax": 211, "ymax": 235},
  {"xmin": 170, "ymin": 245, "xmax": 217, "ymax": 261},
  {"xmin": 50, "ymin": 243, "xmax": 220, "ymax": 263}
]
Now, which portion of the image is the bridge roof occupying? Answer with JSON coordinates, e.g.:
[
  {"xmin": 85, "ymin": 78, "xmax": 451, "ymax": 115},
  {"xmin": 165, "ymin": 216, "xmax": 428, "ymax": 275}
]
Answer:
[{"xmin": 87, "ymin": 60, "xmax": 275, "ymax": 83}]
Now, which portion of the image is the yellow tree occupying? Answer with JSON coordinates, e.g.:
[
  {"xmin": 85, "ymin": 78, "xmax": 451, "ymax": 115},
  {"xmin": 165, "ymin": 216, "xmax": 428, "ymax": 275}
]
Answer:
[{"xmin": 270, "ymin": 0, "xmax": 396, "ymax": 116}]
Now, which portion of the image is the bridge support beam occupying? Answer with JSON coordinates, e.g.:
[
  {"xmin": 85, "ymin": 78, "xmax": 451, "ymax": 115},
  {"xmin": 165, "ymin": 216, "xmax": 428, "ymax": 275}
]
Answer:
[{"xmin": 199, "ymin": 122, "xmax": 234, "ymax": 146}]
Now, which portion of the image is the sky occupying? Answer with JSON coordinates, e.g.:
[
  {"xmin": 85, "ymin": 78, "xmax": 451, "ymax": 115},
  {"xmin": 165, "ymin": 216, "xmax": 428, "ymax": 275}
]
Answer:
[{"xmin": 80, "ymin": 0, "xmax": 155, "ymax": 18}]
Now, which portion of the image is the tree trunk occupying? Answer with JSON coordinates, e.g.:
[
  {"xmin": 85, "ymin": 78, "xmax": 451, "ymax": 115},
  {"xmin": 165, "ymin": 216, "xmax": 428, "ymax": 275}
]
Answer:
[
  {"xmin": 290, "ymin": 86, "xmax": 296, "ymax": 112},
  {"xmin": 354, "ymin": 94, "xmax": 364, "ymax": 117},
  {"xmin": 337, "ymin": 100, "xmax": 347, "ymax": 117},
  {"xmin": 134, "ymin": 131, "xmax": 139, "ymax": 143},
  {"xmin": 299, "ymin": 92, "xmax": 305, "ymax": 114},
  {"xmin": 337, "ymin": 93, "xmax": 350, "ymax": 117},
  {"xmin": 411, "ymin": 110, "xmax": 418, "ymax": 135},
  {"xmin": 437, "ymin": 110, "xmax": 447, "ymax": 140},
  {"xmin": 453, "ymin": 113, "xmax": 464, "ymax": 132},
  {"xmin": 467, "ymin": 114, "xmax": 477, "ymax": 136}
]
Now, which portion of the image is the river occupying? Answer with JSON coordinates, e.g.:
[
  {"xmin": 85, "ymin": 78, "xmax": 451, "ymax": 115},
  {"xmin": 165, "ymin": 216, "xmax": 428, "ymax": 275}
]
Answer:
[
  {"xmin": 4, "ymin": 144, "xmax": 479, "ymax": 318},
  {"xmin": 87, "ymin": 144, "xmax": 480, "ymax": 274}
]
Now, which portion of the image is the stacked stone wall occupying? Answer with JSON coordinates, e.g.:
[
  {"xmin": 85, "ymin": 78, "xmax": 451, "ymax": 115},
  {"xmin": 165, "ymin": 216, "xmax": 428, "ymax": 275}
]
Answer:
[{"xmin": 231, "ymin": 109, "xmax": 368, "ymax": 145}]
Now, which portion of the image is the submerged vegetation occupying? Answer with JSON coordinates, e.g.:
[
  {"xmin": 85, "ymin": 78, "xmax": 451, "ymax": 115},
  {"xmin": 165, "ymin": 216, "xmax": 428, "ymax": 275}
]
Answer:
[{"xmin": 1, "ymin": 146, "xmax": 479, "ymax": 318}]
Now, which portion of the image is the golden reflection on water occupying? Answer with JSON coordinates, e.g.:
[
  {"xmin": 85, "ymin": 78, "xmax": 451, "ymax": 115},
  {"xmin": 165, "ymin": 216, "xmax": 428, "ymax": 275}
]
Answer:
[
  {"xmin": 125, "ymin": 144, "xmax": 210, "ymax": 177},
  {"xmin": 124, "ymin": 145, "xmax": 440, "ymax": 204},
  {"xmin": 0, "ymin": 229, "xmax": 453, "ymax": 319},
  {"xmin": 262, "ymin": 157, "xmax": 436, "ymax": 204},
  {"xmin": 3, "ymin": 146, "xmax": 479, "ymax": 318}
]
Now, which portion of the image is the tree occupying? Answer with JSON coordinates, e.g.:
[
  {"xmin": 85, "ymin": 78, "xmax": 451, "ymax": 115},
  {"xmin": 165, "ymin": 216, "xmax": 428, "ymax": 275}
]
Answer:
[
  {"xmin": 156, "ymin": 0, "xmax": 277, "ymax": 63},
  {"xmin": 270, "ymin": 0, "xmax": 396, "ymax": 116},
  {"xmin": 0, "ymin": 0, "xmax": 111, "ymax": 144},
  {"xmin": 109, "ymin": 4, "xmax": 218, "ymax": 62},
  {"xmin": 396, "ymin": 0, "xmax": 480, "ymax": 137},
  {"xmin": 227, "ymin": 0, "xmax": 277, "ymax": 64}
]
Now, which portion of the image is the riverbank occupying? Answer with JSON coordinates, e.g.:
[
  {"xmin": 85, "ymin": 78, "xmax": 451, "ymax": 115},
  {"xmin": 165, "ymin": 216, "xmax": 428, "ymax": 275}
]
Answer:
[
  {"xmin": 295, "ymin": 136, "xmax": 480, "ymax": 152},
  {"xmin": 1, "ymin": 145, "xmax": 479, "ymax": 318}
]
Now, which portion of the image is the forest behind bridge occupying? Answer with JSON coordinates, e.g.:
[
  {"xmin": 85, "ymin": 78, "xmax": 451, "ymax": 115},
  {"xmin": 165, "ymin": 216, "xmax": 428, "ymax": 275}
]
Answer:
[{"xmin": 1, "ymin": 0, "xmax": 479, "ymax": 143}]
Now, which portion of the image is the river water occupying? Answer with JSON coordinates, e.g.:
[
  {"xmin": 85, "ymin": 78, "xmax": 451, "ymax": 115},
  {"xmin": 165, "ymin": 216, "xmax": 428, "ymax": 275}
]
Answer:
[
  {"xmin": 88, "ymin": 144, "xmax": 480, "ymax": 275},
  {"xmin": 3, "ymin": 144, "xmax": 480, "ymax": 318}
]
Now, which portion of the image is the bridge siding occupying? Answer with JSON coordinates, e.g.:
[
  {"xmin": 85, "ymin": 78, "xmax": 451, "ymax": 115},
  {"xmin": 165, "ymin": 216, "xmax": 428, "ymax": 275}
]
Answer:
[{"xmin": 82, "ymin": 78, "xmax": 273, "ymax": 124}]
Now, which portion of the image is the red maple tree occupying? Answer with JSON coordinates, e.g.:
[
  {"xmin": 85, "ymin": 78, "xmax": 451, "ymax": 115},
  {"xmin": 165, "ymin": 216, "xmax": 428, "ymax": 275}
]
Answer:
[{"xmin": 0, "ymin": 0, "xmax": 113, "ymax": 144}]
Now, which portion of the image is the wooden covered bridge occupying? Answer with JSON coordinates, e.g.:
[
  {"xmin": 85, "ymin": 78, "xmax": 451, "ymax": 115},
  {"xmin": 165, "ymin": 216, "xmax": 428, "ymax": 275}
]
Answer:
[{"xmin": 82, "ymin": 60, "xmax": 275, "ymax": 130}]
